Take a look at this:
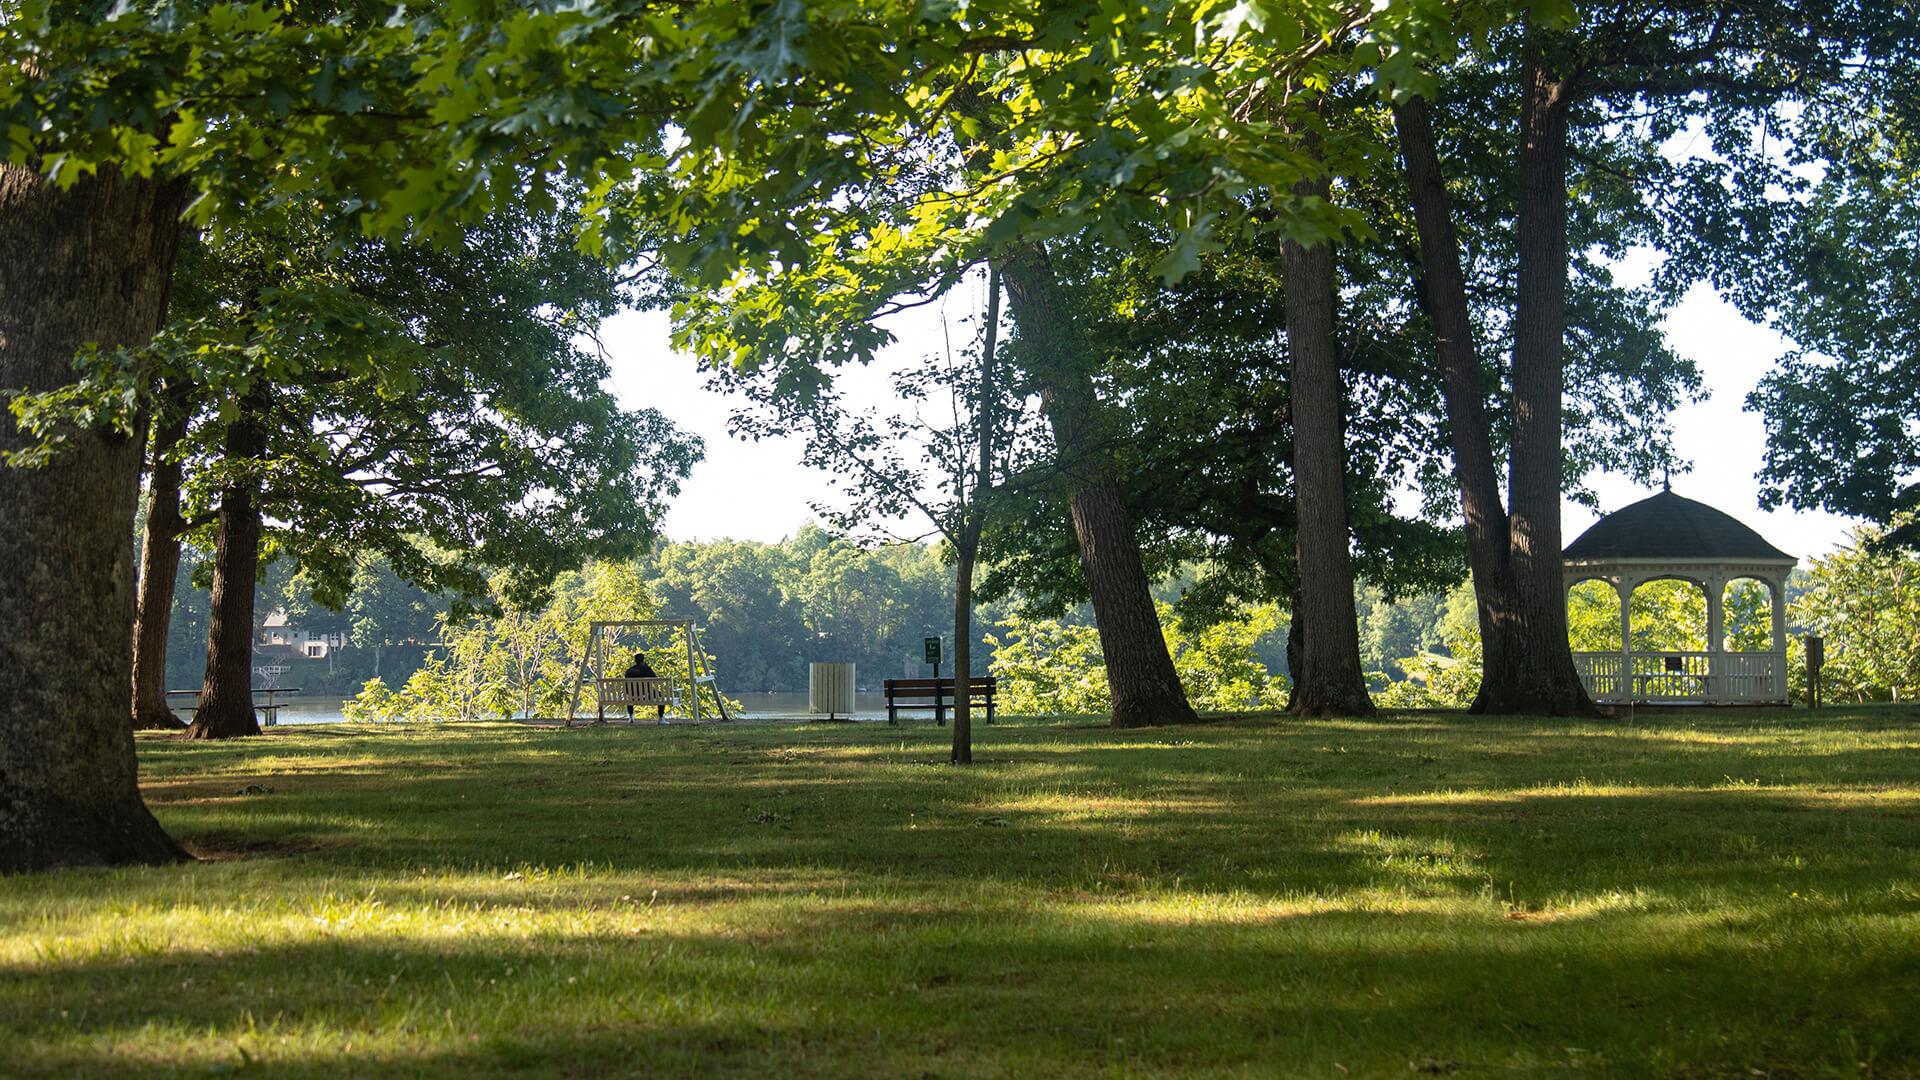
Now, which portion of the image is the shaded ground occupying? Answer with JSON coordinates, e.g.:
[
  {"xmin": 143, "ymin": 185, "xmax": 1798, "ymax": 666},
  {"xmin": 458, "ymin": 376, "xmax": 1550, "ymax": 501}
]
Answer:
[{"xmin": 3, "ymin": 708, "xmax": 1918, "ymax": 1077}]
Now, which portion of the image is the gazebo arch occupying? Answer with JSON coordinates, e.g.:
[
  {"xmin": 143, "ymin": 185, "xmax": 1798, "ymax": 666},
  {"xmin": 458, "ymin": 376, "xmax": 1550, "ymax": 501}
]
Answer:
[
  {"xmin": 1563, "ymin": 489, "xmax": 1795, "ymax": 705},
  {"xmin": 1623, "ymin": 575, "xmax": 1709, "ymax": 653}
]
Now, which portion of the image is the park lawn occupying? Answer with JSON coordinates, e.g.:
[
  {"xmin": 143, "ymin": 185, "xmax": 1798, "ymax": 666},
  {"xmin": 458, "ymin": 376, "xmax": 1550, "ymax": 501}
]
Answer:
[{"xmin": 3, "ymin": 711, "xmax": 1919, "ymax": 1078}]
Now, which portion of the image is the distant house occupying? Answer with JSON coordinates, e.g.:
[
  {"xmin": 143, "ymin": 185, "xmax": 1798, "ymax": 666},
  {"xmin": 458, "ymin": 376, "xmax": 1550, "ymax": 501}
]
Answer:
[{"xmin": 256, "ymin": 610, "xmax": 347, "ymax": 660}]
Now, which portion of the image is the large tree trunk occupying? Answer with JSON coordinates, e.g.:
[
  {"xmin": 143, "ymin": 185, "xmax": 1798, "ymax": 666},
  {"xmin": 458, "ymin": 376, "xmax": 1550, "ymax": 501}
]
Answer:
[
  {"xmin": 1505, "ymin": 38, "xmax": 1596, "ymax": 717},
  {"xmin": 0, "ymin": 164, "xmax": 189, "ymax": 872},
  {"xmin": 1281, "ymin": 192, "xmax": 1375, "ymax": 717},
  {"xmin": 187, "ymin": 391, "xmax": 268, "ymax": 740},
  {"xmin": 995, "ymin": 249, "xmax": 1200, "ymax": 728},
  {"xmin": 131, "ymin": 394, "xmax": 190, "ymax": 731},
  {"xmin": 1392, "ymin": 97, "xmax": 1528, "ymax": 713},
  {"xmin": 1393, "ymin": 72, "xmax": 1597, "ymax": 716}
]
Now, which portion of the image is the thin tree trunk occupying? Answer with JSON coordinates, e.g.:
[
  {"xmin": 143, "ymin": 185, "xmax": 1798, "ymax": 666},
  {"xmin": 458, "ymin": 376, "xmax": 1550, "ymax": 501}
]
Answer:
[
  {"xmin": 952, "ymin": 269, "xmax": 1000, "ymax": 765},
  {"xmin": 1282, "ymin": 184, "xmax": 1375, "ymax": 717},
  {"xmin": 187, "ymin": 390, "xmax": 268, "ymax": 740},
  {"xmin": 1392, "ymin": 97, "xmax": 1527, "ymax": 713},
  {"xmin": 995, "ymin": 248, "xmax": 1200, "ymax": 728},
  {"xmin": 952, "ymin": 537, "xmax": 978, "ymax": 764},
  {"xmin": 1507, "ymin": 36, "xmax": 1596, "ymax": 716},
  {"xmin": 0, "ymin": 164, "xmax": 189, "ymax": 872},
  {"xmin": 131, "ymin": 393, "xmax": 190, "ymax": 731}
]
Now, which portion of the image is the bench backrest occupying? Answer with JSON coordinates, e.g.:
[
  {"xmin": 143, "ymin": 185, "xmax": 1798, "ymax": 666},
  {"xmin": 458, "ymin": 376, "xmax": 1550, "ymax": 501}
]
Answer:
[
  {"xmin": 882, "ymin": 677, "xmax": 996, "ymax": 701},
  {"xmin": 600, "ymin": 677, "xmax": 673, "ymax": 705}
]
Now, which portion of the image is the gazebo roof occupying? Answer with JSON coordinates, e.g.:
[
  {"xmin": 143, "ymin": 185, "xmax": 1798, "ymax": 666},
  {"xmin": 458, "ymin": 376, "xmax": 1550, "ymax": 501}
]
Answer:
[{"xmin": 1563, "ymin": 490, "xmax": 1795, "ymax": 563}]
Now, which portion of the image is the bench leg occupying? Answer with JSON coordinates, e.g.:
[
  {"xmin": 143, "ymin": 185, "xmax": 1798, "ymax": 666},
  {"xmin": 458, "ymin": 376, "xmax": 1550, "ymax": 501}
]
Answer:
[
  {"xmin": 887, "ymin": 703, "xmax": 896, "ymax": 725},
  {"xmin": 986, "ymin": 698, "xmax": 995, "ymax": 724}
]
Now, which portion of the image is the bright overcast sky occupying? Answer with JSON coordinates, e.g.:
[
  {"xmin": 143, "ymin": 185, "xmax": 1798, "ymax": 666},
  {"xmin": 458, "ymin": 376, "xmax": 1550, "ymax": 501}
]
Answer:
[{"xmin": 600, "ymin": 276, "xmax": 1858, "ymax": 565}]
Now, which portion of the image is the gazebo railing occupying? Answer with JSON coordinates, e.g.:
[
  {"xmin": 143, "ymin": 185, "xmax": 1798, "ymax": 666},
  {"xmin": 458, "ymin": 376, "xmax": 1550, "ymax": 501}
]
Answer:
[
  {"xmin": 1575, "ymin": 652, "xmax": 1629, "ymax": 699},
  {"xmin": 1628, "ymin": 651, "xmax": 1711, "ymax": 702},
  {"xmin": 1573, "ymin": 651, "xmax": 1785, "ymax": 704},
  {"xmin": 1716, "ymin": 652, "xmax": 1785, "ymax": 702}
]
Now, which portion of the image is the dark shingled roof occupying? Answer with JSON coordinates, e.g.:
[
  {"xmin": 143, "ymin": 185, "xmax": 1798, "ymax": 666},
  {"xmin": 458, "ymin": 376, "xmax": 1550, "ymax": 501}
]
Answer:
[{"xmin": 1563, "ymin": 490, "xmax": 1795, "ymax": 562}]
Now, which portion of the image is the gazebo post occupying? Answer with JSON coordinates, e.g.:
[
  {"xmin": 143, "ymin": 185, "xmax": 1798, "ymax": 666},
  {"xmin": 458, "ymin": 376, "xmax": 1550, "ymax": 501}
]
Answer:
[
  {"xmin": 1617, "ymin": 574, "xmax": 1634, "ymax": 701},
  {"xmin": 1705, "ymin": 575, "xmax": 1725, "ymax": 704},
  {"xmin": 1771, "ymin": 572, "xmax": 1790, "ymax": 700}
]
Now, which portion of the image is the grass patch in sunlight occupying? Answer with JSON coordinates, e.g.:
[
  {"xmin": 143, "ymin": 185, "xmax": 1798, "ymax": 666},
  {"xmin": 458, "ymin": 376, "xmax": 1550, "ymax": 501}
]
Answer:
[{"xmin": 2, "ymin": 707, "xmax": 1918, "ymax": 1077}]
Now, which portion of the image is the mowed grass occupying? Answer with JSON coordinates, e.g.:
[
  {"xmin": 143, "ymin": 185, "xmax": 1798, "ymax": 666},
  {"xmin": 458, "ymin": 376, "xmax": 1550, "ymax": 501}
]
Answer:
[{"xmin": 5, "ymin": 710, "xmax": 1920, "ymax": 1078}]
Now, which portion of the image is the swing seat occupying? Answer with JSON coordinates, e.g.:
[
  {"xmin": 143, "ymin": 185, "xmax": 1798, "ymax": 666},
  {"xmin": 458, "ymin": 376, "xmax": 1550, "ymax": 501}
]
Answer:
[{"xmin": 599, "ymin": 677, "xmax": 676, "ymax": 707}]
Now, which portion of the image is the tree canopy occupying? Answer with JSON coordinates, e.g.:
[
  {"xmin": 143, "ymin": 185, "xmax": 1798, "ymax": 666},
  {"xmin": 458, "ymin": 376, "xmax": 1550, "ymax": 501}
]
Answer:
[{"xmin": 154, "ymin": 204, "xmax": 701, "ymax": 609}]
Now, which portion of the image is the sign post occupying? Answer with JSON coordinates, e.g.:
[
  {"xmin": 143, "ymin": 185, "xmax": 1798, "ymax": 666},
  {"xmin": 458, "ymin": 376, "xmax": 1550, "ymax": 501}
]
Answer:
[{"xmin": 925, "ymin": 636, "xmax": 945, "ymax": 726}]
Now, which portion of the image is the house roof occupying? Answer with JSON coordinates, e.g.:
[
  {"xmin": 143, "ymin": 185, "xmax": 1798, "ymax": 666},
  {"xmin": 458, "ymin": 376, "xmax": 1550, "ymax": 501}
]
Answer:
[{"xmin": 1563, "ymin": 489, "xmax": 1795, "ymax": 563}]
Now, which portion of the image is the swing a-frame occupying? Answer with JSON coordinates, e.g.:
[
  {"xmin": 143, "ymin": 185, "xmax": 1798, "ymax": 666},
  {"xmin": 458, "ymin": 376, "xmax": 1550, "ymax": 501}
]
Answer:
[{"xmin": 566, "ymin": 619, "xmax": 733, "ymax": 726}]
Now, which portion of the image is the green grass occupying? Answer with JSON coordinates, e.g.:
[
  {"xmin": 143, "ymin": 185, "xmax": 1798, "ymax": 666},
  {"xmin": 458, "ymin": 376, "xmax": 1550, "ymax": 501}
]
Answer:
[{"xmin": 5, "ymin": 709, "xmax": 1920, "ymax": 1077}]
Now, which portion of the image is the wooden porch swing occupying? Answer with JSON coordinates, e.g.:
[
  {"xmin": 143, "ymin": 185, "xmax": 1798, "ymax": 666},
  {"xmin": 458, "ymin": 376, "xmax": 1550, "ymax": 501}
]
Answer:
[{"xmin": 565, "ymin": 619, "xmax": 733, "ymax": 726}]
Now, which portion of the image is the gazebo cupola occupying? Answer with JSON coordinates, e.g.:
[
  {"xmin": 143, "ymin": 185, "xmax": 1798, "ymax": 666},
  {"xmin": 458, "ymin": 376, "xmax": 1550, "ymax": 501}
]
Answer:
[{"xmin": 1563, "ymin": 489, "xmax": 1796, "ymax": 705}]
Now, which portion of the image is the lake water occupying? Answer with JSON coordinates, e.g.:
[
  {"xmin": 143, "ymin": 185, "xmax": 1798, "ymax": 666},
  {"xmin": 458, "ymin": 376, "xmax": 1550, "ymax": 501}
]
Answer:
[{"xmin": 240, "ymin": 691, "xmax": 907, "ymax": 726}]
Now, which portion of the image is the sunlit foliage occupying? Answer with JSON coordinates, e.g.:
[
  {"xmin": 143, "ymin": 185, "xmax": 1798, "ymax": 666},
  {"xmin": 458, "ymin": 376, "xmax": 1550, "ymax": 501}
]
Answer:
[
  {"xmin": 1792, "ymin": 528, "xmax": 1920, "ymax": 702},
  {"xmin": 987, "ymin": 601, "xmax": 1289, "ymax": 714}
]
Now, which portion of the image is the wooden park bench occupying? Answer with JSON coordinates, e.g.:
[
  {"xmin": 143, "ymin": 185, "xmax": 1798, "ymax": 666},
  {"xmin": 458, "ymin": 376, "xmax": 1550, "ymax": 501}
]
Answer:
[
  {"xmin": 881, "ymin": 677, "xmax": 996, "ymax": 726},
  {"xmin": 167, "ymin": 687, "xmax": 302, "ymax": 727}
]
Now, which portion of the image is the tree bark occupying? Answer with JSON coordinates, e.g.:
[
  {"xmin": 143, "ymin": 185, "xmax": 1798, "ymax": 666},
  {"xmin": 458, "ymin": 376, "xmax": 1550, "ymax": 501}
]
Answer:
[
  {"xmin": 0, "ymin": 164, "xmax": 189, "ymax": 872},
  {"xmin": 1284, "ymin": 584, "xmax": 1305, "ymax": 710},
  {"xmin": 1281, "ymin": 189, "xmax": 1375, "ymax": 717},
  {"xmin": 1392, "ymin": 61, "xmax": 1598, "ymax": 716},
  {"xmin": 1505, "ymin": 37, "xmax": 1597, "ymax": 716},
  {"xmin": 131, "ymin": 392, "xmax": 190, "ymax": 731},
  {"xmin": 187, "ymin": 389, "xmax": 268, "ymax": 740},
  {"xmin": 1392, "ymin": 97, "xmax": 1527, "ymax": 713},
  {"xmin": 995, "ymin": 248, "xmax": 1200, "ymax": 728},
  {"xmin": 951, "ymin": 538, "xmax": 978, "ymax": 763}
]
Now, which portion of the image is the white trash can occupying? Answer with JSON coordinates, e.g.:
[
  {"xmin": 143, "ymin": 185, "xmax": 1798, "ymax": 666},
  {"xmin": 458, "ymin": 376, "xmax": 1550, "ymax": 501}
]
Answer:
[{"xmin": 809, "ymin": 662, "xmax": 856, "ymax": 720}]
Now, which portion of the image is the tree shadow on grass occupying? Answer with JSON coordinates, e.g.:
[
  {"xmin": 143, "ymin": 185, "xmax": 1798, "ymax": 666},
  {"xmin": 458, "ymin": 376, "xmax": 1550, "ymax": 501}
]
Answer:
[
  {"xmin": 55, "ymin": 713, "xmax": 1920, "ymax": 1074},
  {"xmin": 3, "ymin": 895, "xmax": 1917, "ymax": 1078},
  {"xmin": 116, "ymin": 715, "xmax": 1920, "ymax": 904},
  {"xmin": 91, "ymin": 775, "xmax": 1915, "ymax": 973}
]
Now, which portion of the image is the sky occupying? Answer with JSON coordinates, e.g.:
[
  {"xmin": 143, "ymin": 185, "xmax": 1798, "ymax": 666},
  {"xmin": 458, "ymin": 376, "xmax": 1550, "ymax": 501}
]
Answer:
[
  {"xmin": 1564, "ymin": 281, "xmax": 1855, "ymax": 561},
  {"xmin": 599, "ymin": 277, "xmax": 1858, "ymax": 566}
]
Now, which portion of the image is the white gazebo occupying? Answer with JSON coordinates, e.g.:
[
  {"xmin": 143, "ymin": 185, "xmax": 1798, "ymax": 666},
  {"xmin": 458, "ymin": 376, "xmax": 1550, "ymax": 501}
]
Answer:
[{"xmin": 1564, "ymin": 489, "xmax": 1795, "ymax": 705}]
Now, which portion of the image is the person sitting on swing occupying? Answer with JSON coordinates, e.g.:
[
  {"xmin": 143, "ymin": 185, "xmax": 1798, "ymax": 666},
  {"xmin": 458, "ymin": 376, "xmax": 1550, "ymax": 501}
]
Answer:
[{"xmin": 622, "ymin": 652, "xmax": 665, "ymax": 721}]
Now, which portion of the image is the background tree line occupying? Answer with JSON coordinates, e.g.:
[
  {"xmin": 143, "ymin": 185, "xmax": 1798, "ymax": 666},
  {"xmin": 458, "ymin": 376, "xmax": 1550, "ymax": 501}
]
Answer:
[
  {"xmin": 163, "ymin": 527, "xmax": 1004, "ymax": 699},
  {"xmin": 160, "ymin": 520, "xmax": 1920, "ymax": 712}
]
